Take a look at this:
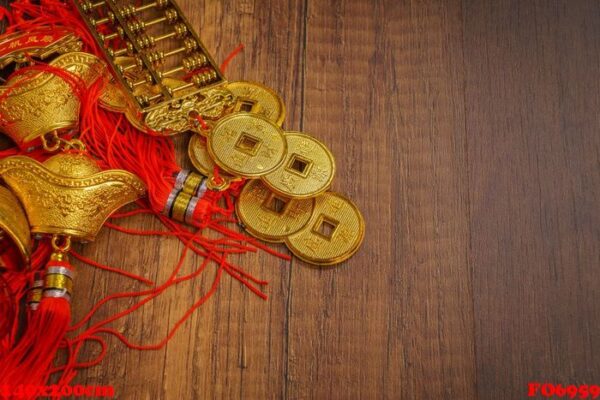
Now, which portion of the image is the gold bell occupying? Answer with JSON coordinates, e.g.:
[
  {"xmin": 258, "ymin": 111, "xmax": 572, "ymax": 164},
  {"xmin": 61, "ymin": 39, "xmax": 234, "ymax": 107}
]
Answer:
[{"xmin": 0, "ymin": 153, "xmax": 146, "ymax": 241}]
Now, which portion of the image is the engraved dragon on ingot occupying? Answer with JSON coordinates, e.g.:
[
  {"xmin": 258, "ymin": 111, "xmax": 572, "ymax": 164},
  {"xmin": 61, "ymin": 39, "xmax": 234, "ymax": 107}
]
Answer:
[
  {"xmin": 0, "ymin": 154, "xmax": 145, "ymax": 241},
  {"xmin": 143, "ymin": 88, "xmax": 235, "ymax": 134}
]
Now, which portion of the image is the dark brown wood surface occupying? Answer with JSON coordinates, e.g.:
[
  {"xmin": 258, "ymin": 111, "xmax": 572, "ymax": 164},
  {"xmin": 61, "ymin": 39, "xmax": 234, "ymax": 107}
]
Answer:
[{"xmin": 61, "ymin": 0, "xmax": 599, "ymax": 399}]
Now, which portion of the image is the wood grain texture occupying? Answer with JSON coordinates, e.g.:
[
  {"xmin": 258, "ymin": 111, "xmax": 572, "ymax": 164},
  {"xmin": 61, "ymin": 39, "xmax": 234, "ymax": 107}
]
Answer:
[
  {"xmin": 55, "ymin": 1, "xmax": 599, "ymax": 399},
  {"xmin": 290, "ymin": 1, "xmax": 475, "ymax": 399},
  {"xmin": 464, "ymin": 1, "xmax": 600, "ymax": 398}
]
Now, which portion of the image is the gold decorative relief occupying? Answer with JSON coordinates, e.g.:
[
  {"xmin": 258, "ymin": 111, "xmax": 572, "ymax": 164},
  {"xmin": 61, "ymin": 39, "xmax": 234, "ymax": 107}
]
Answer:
[
  {"xmin": 143, "ymin": 87, "xmax": 235, "ymax": 133},
  {"xmin": 0, "ymin": 154, "xmax": 146, "ymax": 241},
  {"xmin": 0, "ymin": 185, "xmax": 32, "ymax": 262},
  {"xmin": 0, "ymin": 28, "xmax": 82, "ymax": 69},
  {"xmin": 0, "ymin": 52, "xmax": 106, "ymax": 146}
]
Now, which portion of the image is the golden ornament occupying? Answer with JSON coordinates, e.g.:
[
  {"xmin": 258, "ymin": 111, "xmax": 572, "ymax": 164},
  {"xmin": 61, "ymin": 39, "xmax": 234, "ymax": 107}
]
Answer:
[
  {"xmin": 262, "ymin": 132, "xmax": 335, "ymax": 199},
  {"xmin": 74, "ymin": 0, "xmax": 233, "ymax": 136},
  {"xmin": 0, "ymin": 52, "xmax": 106, "ymax": 146},
  {"xmin": 0, "ymin": 153, "xmax": 146, "ymax": 242},
  {"xmin": 236, "ymin": 180, "xmax": 315, "ymax": 243},
  {"xmin": 285, "ymin": 192, "xmax": 365, "ymax": 266},
  {"xmin": 208, "ymin": 113, "xmax": 287, "ymax": 178},
  {"xmin": 0, "ymin": 28, "xmax": 82, "ymax": 69},
  {"xmin": 0, "ymin": 185, "xmax": 32, "ymax": 262},
  {"xmin": 99, "ymin": 80, "xmax": 130, "ymax": 112}
]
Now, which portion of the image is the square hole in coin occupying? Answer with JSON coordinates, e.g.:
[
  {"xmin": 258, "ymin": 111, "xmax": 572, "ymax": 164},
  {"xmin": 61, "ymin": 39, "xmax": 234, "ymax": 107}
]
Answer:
[
  {"xmin": 263, "ymin": 193, "xmax": 289, "ymax": 215},
  {"xmin": 313, "ymin": 215, "xmax": 339, "ymax": 240},
  {"xmin": 286, "ymin": 154, "xmax": 313, "ymax": 177},
  {"xmin": 237, "ymin": 99, "xmax": 257, "ymax": 112},
  {"xmin": 235, "ymin": 132, "xmax": 262, "ymax": 156}
]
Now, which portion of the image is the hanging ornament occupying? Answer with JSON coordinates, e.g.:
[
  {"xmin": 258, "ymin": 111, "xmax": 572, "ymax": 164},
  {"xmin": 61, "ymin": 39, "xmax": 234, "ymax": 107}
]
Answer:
[
  {"xmin": 0, "ymin": 51, "xmax": 105, "ymax": 150},
  {"xmin": 0, "ymin": 0, "xmax": 366, "ymax": 395},
  {"xmin": 0, "ymin": 151, "xmax": 145, "ymax": 389}
]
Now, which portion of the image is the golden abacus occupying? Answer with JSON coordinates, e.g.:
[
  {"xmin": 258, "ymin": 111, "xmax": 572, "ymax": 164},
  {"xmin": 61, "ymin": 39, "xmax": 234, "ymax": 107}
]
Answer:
[{"xmin": 74, "ymin": 0, "xmax": 231, "ymax": 134}]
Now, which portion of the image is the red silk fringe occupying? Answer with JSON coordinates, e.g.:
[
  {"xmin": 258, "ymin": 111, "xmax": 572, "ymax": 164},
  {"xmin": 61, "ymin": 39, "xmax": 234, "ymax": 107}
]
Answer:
[
  {"xmin": 0, "ymin": 260, "xmax": 73, "ymax": 391},
  {"xmin": 0, "ymin": 0, "xmax": 289, "ymax": 395}
]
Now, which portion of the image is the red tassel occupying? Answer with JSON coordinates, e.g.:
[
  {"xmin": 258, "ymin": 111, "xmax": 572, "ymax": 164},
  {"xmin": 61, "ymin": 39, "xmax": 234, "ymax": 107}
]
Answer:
[
  {"xmin": 79, "ymin": 78, "xmax": 180, "ymax": 216},
  {"xmin": 0, "ymin": 243, "xmax": 73, "ymax": 393},
  {"xmin": 0, "ymin": 241, "xmax": 51, "ymax": 356},
  {"xmin": 0, "ymin": 1, "xmax": 290, "ymax": 390}
]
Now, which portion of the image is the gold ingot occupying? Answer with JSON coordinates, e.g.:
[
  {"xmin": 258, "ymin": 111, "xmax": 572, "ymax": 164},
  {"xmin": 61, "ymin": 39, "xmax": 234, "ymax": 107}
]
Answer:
[
  {"xmin": 208, "ymin": 113, "xmax": 287, "ymax": 178},
  {"xmin": 0, "ymin": 153, "xmax": 146, "ymax": 241},
  {"xmin": 236, "ymin": 180, "xmax": 315, "ymax": 243},
  {"xmin": 285, "ymin": 192, "xmax": 365, "ymax": 266},
  {"xmin": 0, "ymin": 52, "xmax": 106, "ymax": 147},
  {"xmin": 125, "ymin": 106, "xmax": 149, "ymax": 132},
  {"xmin": 99, "ymin": 78, "xmax": 173, "ymax": 115},
  {"xmin": 226, "ymin": 81, "xmax": 286, "ymax": 126},
  {"xmin": 99, "ymin": 80, "xmax": 130, "ymax": 112},
  {"xmin": 0, "ymin": 186, "xmax": 32, "ymax": 262},
  {"xmin": 0, "ymin": 28, "xmax": 82, "ymax": 69},
  {"xmin": 262, "ymin": 132, "xmax": 335, "ymax": 199}
]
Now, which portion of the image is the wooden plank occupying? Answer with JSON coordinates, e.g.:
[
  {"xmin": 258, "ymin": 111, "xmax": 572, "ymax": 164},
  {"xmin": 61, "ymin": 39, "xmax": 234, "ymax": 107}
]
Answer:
[
  {"xmin": 286, "ymin": 0, "xmax": 475, "ymax": 398},
  {"xmin": 8, "ymin": 0, "xmax": 597, "ymax": 397},
  {"xmin": 74, "ymin": 1, "xmax": 305, "ymax": 399},
  {"xmin": 463, "ymin": 1, "xmax": 600, "ymax": 398},
  {"xmin": 16, "ymin": 0, "xmax": 598, "ymax": 398}
]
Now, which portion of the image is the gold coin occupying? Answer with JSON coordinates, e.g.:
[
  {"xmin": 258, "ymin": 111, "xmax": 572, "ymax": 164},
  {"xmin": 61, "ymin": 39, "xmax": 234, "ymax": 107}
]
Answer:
[
  {"xmin": 188, "ymin": 133, "xmax": 219, "ymax": 176},
  {"xmin": 285, "ymin": 192, "xmax": 365, "ymax": 266},
  {"xmin": 227, "ymin": 81, "xmax": 286, "ymax": 126},
  {"xmin": 236, "ymin": 180, "xmax": 315, "ymax": 243},
  {"xmin": 99, "ymin": 81, "xmax": 129, "ymax": 112},
  {"xmin": 262, "ymin": 132, "xmax": 335, "ymax": 199},
  {"xmin": 125, "ymin": 106, "xmax": 148, "ymax": 132},
  {"xmin": 208, "ymin": 113, "xmax": 287, "ymax": 178}
]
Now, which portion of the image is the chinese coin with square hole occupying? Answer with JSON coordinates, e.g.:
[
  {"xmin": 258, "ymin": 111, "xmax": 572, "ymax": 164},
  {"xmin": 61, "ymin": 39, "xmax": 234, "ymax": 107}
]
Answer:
[
  {"xmin": 262, "ymin": 132, "xmax": 335, "ymax": 199},
  {"xmin": 188, "ymin": 133, "xmax": 221, "ymax": 176},
  {"xmin": 236, "ymin": 180, "xmax": 315, "ymax": 242},
  {"xmin": 208, "ymin": 113, "xmax": 287, "ymax": 178},
  {"xmin": 226, "ymin": 81, "xmax": 286, "ymax": 126},
  {"xmin": 285, "ymin": 192, "xmax": 364, "ymax": 266}
]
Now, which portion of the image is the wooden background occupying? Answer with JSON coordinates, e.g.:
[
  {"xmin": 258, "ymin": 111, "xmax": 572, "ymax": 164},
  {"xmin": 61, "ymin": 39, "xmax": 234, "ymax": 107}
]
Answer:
[{"xmin": 12, "ymin": 0, "xmax": 600, "ymax": 399}]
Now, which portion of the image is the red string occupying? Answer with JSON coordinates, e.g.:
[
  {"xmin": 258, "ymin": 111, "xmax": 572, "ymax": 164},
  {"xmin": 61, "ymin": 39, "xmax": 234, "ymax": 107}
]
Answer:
[
  {"xmin": 110, "ymin": 208, "xmax": 154, "ymax": 219},
  {"xmin": 194, "ymin": 114, "xmax": 209, "ymax": 130},
  {"xmin": 220, "ymin": 43, "xmax": 244, "ymax": 74},
  {"xmin": 0, "ymin": 1, "xmax": 289, "ymax": 391},
  {"xmin": 0, "ymin": 6, "xmax": 14, "ymax": 25},
  {"xmin": 51, "ymin": 261, "xmax": 223, "ymax": 384},
  {"xmin": 93, "ymin": 265, "xmax": 222, "ymax": 351},
  {"xmin": 69, "ymin": 250, "xmax": 154, "ymax": 286}
]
